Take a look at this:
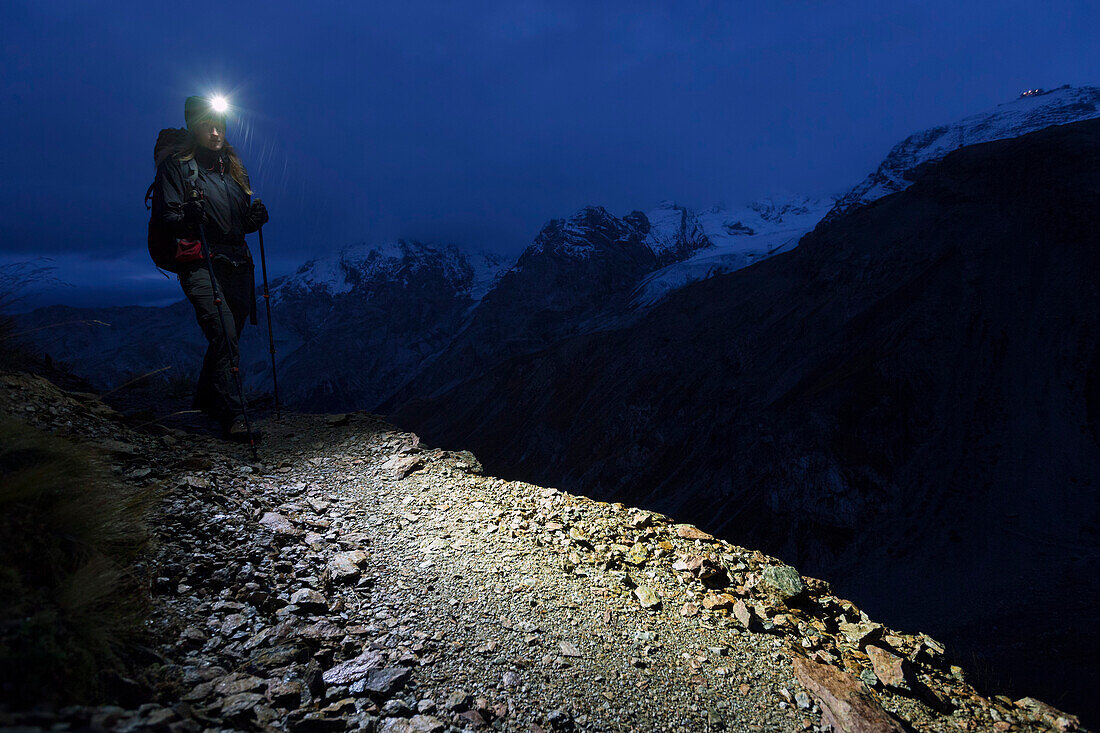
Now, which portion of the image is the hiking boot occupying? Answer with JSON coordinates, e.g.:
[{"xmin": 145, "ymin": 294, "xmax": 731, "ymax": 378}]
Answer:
[{"xmin": 223, "ymin": 415, "xmax": 253, "ymax": 442}]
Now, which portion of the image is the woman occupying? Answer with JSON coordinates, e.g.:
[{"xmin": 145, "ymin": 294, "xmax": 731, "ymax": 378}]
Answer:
[{"xmin": 151, "ymin": 96, "xmax": 269, "ymax": 439}]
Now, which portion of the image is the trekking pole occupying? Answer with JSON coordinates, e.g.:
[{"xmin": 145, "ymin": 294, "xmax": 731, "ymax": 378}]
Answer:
[
  {"xmin": 190, "ymin": 188, "xmax": 259, "ymax": 460},
  {"xmin": 254, "ymin": 201, "xmax": 281, "ymax": 419}
]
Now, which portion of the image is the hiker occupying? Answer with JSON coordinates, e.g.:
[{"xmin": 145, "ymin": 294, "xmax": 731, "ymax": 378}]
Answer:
[{"xmin": 150, "ymin": 96, "xmax": 269, "ymax": 439}]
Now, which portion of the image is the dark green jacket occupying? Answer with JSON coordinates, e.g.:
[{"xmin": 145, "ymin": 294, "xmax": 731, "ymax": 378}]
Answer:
[{"xmin": 152, "ymin": 147, "xmax": 259, "ymax": 263}]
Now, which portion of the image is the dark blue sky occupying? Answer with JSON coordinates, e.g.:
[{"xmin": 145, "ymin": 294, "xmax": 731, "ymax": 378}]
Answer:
[{"xmin": 2, "ymin": 1, "xmax": 1097, "ymax": 308}]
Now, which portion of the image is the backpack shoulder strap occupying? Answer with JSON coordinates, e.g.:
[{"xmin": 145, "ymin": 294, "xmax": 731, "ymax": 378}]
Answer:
[
  {"xmin": 146, "ymin": 155, "xmax": 201, "ymax": 210},
  {"xmin": 182, "ymin": 157, "xmax": 199, "ymax": 190}
]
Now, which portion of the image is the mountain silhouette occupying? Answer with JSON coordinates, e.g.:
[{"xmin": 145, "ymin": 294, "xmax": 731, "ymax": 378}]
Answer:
[{"xmin": 388, "ymin": 118, "xmax": 1100, "ymax": 720}]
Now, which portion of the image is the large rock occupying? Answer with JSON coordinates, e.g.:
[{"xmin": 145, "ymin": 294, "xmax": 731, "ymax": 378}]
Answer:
[
  {"xmin": 839, "ymin": 622, "xmax": 883, "ymax": 648},
  {"xmin": 760, "ymin": 564, "xmax": 806, "ymax": 602},
  {"xmin": 247, "ymin": 643, "xmax": 310, "ymax": 673},
  {"xmin": 671, "ymin": 554, "xmax": 727, "ymax": 587},
  {"xmin": 259, "ymin": 512, "xmax": 299, "ymax": 538},
  {"xmin": 633, "ymin": 586, "xmax": 661, "ymax": 610},
  {"xmin": 349, "ymin": 667, "xmax": 411, "ymax": 698},
  {"xmin": 792, "ymin": 656, "xmax": 905, "ymax": 733},
  {"xmin": 289, "ymin": 589, "xmax": 328, "ymax": 614},
  {"xmin": 219, "ymin": 691, "xmax": 267, "ymax": 720},
  {"xmin": 865, "ymin": 645, "xmax": 911, "ymax": 691},
  {"xmin": 214, "ymin": 673, "xmax": 264, "ymax": 696},
  {"xmin": 732, "ymin": 600, "xmax": 754, "ymax": 629},
  {"xmin": 379, "ymin": 716, "xmax": 446, "ymax": 733},
  {"xmin": 322, "ymin": 650, "xmax": 386, "ymax": 686},
  {"xmin": 326, "ymin": 550, "xmax": 368, "ymax": 585}
]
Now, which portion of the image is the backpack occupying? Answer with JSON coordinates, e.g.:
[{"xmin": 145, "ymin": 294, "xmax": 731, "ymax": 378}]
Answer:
[{"xmin": 145, "ymin": 128, "xmax": 199, "ymax": 273}]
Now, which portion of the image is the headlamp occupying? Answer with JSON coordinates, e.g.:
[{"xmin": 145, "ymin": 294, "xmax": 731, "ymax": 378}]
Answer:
[{"xmin": 210, "ymin": 95, "xmax": 229, "ymax": 113}]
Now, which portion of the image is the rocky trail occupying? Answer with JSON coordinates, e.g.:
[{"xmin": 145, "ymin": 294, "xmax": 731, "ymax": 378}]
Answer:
[{"xmin": 0, "ymin": 370, "xmax": 1087, "ymax": 733}]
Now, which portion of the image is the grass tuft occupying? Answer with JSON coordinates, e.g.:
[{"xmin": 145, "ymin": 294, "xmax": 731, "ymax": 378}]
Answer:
[{"xmin": 0, "ymin": 418, "xmax": 152, "ymax": 707}]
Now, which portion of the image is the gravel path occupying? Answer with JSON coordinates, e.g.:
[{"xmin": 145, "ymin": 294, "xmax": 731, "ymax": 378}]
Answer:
[{"xmin": 0, "ymin": 373, "xmax": 1087, "ymax": 732}]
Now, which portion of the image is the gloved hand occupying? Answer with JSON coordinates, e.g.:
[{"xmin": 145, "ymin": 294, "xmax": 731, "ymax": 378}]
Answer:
[
  {"xmin": 249, "ymin": 199, "xmax": 269, "ymax": 227},
  {"xmin": 182, "ymin": 197, "xmax": 206, "ymax": 224}
]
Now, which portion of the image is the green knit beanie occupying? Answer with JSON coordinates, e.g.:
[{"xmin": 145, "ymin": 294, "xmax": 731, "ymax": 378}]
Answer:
[{"xmin": 184, "ymin": 96, "xmax": 228, "ymax": 133}]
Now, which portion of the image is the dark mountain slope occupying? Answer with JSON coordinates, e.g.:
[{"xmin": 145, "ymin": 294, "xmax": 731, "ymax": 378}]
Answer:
[
  {"xmin": 389, "ymin": 119, "xmax": 1100, "ymax": 717},
  {"xmin": 15, "ymin": 242, "xmax": 506, "ymax": 414},
  {"xmin": 384, "ymin": 207, "xmax": 664, "ymax": 402},
  {"xmin": 16, "ymin": 300, "xmax": 208, "ymax": 388},
  {"xmin": 271, "ymin": 243, "xmax": 497, "ymax": 411}
]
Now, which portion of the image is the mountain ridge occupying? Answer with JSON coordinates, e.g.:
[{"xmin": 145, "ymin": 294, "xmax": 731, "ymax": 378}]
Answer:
[
  {"xmin": 15, "ymin": 86, "xmax": 1100, "ymax": 408},
  {"xmin": 825, "ymin": 84, "xmax": 1100, "ymax": 221},
  {"xmin": 386, "ymin": 117, "xmax": 1100, "ymax": 722},
  {"xmin": 0, "ymin": 368, "xmax": 1088, "ymax": 731}
]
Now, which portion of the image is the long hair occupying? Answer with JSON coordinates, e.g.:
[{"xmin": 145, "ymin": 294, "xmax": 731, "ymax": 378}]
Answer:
[{"xmin": 177, "ymin": 133, "xmax": 252, "ymax": 195}]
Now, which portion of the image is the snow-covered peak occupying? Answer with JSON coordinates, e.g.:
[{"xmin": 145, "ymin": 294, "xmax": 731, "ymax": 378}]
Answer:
[
  {"xmin": 467, "ymin": 250, "xmax": 509, "ymax": 301},
  {"xmin": 641, "ymin": 201, "xmax": 712, "ymax": 263},
  {"xmin": 633, "ymin": 195, "xmax": 833, "ymax": 308},
  {"xmin": 828, "ymin": 85, "xmax": 1100, "ymax": 220},
  {"xmin": 696, "ymin": 196, "xmax": 828, "ymax": 246},
  {"xmin": 275, "ymin": 239, "xmax": 508, "ymax": 301},
  {"xmin": 526, "ymin": 206, "xmax": 640, "ymax": 260},
  {"xmin": 634, "ymin": 88, "xmax": 1099, "ymax": 308}
]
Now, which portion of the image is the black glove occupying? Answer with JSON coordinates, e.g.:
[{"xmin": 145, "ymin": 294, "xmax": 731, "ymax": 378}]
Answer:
[
  {"xmin": 249, "ymin": 199, "xmax": 269, "ymax": 227},
  {"xmin": 182, "ymin": 197, "xmax": 206, "ymax": 224}
]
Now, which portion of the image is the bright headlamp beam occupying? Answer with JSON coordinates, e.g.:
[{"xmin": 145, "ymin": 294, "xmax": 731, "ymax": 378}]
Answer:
[{"xmin": 210, "ymin": 95, "xmax": 229, "ymax": 113}]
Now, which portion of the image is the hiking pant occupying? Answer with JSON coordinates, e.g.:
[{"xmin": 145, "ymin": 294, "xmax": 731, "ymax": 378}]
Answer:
[{"xmin": 179, "ymin": 259, "xmax": 254, "ymax": 424}]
